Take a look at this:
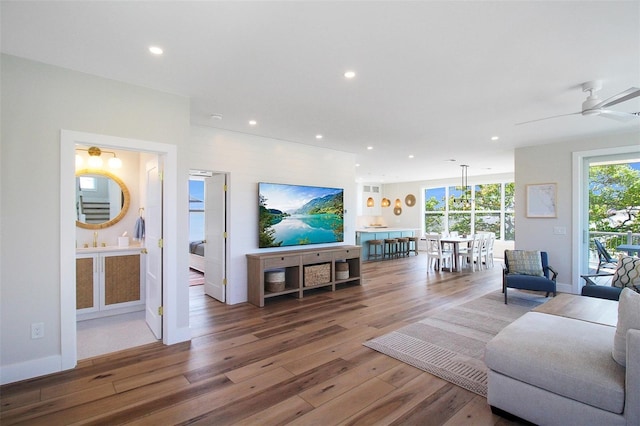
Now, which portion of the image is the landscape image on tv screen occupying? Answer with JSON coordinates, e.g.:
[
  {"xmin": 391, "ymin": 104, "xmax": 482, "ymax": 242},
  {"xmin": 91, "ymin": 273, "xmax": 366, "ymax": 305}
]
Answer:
[{"xmin": 259, "ymin": 182, "xmax": 344, "ymax": 248}]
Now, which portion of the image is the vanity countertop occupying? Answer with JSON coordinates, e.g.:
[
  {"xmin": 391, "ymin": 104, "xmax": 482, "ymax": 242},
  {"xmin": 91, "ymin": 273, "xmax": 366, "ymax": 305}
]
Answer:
[{"xmin": 76, "ymin": 243, "xmax": 143, "ymax": 254}]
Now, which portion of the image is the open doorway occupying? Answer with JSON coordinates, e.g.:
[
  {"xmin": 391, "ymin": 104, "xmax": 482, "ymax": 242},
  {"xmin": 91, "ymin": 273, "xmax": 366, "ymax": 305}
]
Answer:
[
  {"xmin": 573, "ymin": 145, "xmax": 640, "ymax": 292},
  {"xmin": 586, "ymin": 157, "xmax": 640, "ymax": 272},
  {"xmin": 61, "ymin": 130, "xmax": 180, "ymax": 372},
  {"xmin": 189, "ymin": 170, "xmax": 228, "ymax": 304},
  {"xmin": 74, "ymin": 148, "xmax": 163, "ymax": 359}
]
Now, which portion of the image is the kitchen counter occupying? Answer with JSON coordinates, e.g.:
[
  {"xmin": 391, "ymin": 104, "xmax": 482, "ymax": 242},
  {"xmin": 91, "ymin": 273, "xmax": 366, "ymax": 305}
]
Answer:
[
  {"xmin": 356, "ymin": 228, "xmax": 419, "ymax": 260},
  {"xmin": 356, "ymin": 227, "xmax": 419, "ymax": 233}
]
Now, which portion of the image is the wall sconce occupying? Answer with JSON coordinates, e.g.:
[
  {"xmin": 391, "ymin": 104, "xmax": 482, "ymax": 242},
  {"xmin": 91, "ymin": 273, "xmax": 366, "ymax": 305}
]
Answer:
[
  {"xmin": 366, "ymin": 197, "xmax": 375, "ymax": 207},
  {"xmin": 75, "ymin": 146, "xmax": 122, "ymax": 169},
  {"xmin": 395, "ymin": 198, "xmax": 402, "ymax": 208},
  {"xmin": 381, "ymin": 198, "xmax": 391, "ymax": 207}
]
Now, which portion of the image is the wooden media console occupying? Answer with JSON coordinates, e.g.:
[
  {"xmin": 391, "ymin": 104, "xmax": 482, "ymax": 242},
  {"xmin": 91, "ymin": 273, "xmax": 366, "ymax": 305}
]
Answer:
[{"xmin": 246, "ymin": 245, "xmax": 362, "ymax": 307}]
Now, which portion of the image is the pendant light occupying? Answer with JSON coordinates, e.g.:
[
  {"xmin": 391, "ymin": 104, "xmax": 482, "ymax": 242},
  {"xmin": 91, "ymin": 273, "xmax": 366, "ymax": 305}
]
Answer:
[{"xmin": 453, "ymin": 164, "xmax": 473, "ymax": 209}]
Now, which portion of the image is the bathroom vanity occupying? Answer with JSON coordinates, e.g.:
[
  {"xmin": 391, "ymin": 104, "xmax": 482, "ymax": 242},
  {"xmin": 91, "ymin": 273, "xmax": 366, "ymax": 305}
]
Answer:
[{"xmin": 76, "ymin": 245, "xmax": 145, "ymax": 320}]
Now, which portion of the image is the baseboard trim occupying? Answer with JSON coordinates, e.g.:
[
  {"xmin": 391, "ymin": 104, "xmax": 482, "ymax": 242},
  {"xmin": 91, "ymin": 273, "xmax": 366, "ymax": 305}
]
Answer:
[{"xmin": 1, "ymin": 355, "xmax": 63, "ymax": 385}]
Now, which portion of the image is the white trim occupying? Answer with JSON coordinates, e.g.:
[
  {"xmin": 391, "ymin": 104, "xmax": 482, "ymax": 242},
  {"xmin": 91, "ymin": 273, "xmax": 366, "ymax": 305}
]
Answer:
[
  {"xmin": 0, "ymin": 355, "xmax": 62, "ymax": 385},
  {"xmin": 572, "ymin": 145, "xmax": 640, "ymax": 293},
  {"xmin": 60, "ymin": 130, "xmax": 183, "ymax": 375}
]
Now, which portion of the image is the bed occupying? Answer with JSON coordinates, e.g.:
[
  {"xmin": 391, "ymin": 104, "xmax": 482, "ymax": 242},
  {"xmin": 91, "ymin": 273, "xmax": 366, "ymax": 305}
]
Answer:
[{"xmin": 189, "ymin": 240, "xmax": 205, "ymax": 273}]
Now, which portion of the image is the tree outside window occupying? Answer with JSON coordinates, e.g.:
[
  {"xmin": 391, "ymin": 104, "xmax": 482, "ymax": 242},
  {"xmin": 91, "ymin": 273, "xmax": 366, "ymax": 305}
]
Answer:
[
  {"xmin": 590, "ymin": 163, "xmax": 640, "ymax": 234},
  {"xmin": 424, "ymin": 181, "xmax": 514, "ymax": 240}
]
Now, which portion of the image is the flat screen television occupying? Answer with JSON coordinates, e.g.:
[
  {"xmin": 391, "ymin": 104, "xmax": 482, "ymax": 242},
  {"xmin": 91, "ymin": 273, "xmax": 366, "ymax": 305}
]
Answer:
[{"xmin": 259, "ymin": 182, "xmax": 344, "ymax": 248}]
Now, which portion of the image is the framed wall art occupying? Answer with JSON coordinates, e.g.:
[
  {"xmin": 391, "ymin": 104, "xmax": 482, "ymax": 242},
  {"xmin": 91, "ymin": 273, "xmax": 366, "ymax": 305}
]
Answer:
[{"xmin": 526, "ymin": 183, "xmax": 557, "ymax": 218}]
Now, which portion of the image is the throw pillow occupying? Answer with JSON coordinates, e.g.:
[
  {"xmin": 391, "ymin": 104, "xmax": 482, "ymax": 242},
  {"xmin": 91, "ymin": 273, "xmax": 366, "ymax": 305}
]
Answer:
[
  {"xmin": 613, "ymin": 288, "xmax": 640, "ymax": 366},
  {"xmin": 506, "ymin": 250, "xmax": 544, "ymax": 276},
  {"xmin": 611, "ymin": 255, "xmax": 640, "ymax": 293}
]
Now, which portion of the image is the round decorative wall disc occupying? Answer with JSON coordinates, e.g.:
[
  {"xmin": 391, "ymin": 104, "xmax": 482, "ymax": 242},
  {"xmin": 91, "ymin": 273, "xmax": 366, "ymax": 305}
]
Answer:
[{"xmin": 405, "ymin": 194, "xmax": 416, "ymax": 207}]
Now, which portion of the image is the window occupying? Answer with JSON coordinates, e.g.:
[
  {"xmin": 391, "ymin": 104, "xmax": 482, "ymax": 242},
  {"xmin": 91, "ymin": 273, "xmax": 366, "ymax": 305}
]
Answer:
[
  {"xmin": 189, "ymin": 179, "xmax": 205, "ymax": 242},
  {"xmin": 425, "ymin": 187, "xmax": 445, "ymax": 234},
  {"xmin": 424, "ymin": 181, "xmax": 515, "ymax": 240},
  {"xmin": 78, "ymin": 176, "xmax": 97, "ymax": 191}
]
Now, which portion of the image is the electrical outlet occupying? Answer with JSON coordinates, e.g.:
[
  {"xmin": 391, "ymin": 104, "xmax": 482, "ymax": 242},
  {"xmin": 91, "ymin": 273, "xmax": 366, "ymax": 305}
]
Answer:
[{"xmin": 31, "ymin": 322, "xmax": 44, "ymax": 339}]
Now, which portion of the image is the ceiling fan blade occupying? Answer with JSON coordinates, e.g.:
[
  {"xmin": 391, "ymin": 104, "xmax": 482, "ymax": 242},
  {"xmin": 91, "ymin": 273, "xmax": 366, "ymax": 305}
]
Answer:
[
  {"xmin": 598, "ymin": 109, "xmax": 639, "ymax": 122},
  {"xmin": 515, "ymin": 112, "xmax": 580, "ymax": 125},
  {"xmin": 592, "ymin": 87, "xmax": 640, "ymax": 109}
]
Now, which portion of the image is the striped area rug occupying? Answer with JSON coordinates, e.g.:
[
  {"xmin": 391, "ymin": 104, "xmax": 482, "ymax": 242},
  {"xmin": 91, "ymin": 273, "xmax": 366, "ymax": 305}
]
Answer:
[{"xmin": 363, "ymin": 290, "xmax": 548, "ymax": 396}]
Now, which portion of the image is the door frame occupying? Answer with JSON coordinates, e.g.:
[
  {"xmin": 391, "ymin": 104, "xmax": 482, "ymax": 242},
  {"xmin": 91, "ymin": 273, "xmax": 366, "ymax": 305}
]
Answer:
[
  {"xmin": 188, "ymin": 170, "xmax": 229, "ymax": 304},
  {"xmin": 60, "ymin": 130, "xmax": 180, "ymax": 371},
  {"xmin": 572, "ymin": 144, "xmax": 640, "ymax": 293}
]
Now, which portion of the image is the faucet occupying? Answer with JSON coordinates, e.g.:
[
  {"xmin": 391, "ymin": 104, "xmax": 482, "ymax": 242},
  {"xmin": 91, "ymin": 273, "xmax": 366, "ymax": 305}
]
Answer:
[{"xmin": 93, "ymin": 231, "xmax": 98, "ymax": 247}]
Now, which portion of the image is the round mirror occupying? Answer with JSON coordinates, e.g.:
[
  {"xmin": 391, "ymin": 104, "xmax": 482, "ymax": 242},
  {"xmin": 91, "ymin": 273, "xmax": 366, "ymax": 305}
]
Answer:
[{"xmin": 75, "ymin": 169, "xmax": 130, "ymax": 229}]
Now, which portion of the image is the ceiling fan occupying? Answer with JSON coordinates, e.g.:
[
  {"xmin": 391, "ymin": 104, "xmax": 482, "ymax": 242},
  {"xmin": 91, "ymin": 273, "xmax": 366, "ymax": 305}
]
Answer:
[{"xmin": 517, "ymin": 80, "xmax": 640, "ymax": 125}]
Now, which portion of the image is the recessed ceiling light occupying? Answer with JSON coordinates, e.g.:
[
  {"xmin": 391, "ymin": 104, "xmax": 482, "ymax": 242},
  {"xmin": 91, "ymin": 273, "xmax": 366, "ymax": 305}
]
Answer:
[
  {"xmin": 249, "ymin": 120, "xmax": 257, "ymax": 126},
  {"xmin": 367, "ymin": 146, "xmax": 373, "ymax": 150},
  {"xmin": 491, "ymin": 136, "xmax": 499, "ymax": 141},
  {"xmin": 210, "ymin": 113, "xmax": 223, "ymax": 120},
  {"xmin": 408, "ymin": 154, "xmax": 414, "ymax": 159},
  {"xmin": 355, "ymin": 163, "xmax": 360, "ymax": 167},
  {"xmin": 316, "ymin": 134, "xmax": 323, "ymax": 139},
  {"xmin": 344, "ymin": 70, "xmax": 356, "ymax": 79},
  {"xmin": 149, "ymin": 46, "xmax": 163, "ymax": 55}
]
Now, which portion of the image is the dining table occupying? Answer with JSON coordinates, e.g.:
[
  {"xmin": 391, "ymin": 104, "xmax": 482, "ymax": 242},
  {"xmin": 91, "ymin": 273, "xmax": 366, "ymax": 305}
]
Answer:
[
  {"xmin": 440, "ymin": 235, "xmax": 474, "ymax": 272},
  {"xmin": 617, "ymin": 244, "xmax": 640, "ymax": 256}
]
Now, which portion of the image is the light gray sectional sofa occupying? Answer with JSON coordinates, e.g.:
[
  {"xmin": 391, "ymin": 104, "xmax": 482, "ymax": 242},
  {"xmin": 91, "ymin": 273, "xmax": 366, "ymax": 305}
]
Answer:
[{"xmin": 485, "ymin": 290, "xmax": 640, "ymax": 425}]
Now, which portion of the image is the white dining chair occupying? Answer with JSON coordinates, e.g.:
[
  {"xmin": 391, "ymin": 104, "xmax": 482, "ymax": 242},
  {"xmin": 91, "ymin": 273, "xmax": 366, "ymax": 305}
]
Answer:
[
  {"xmin": 484, "ymin": 232, "xmax": 495, "ymax": 268},
  {"xmin": 475, "ymin": 233, "xmax": 488, "ymax": 270},
  {"xmin": 425, "ymin": 233, "xmax": 452, "ymax": 272},
  {"xmin": 459, "ymin": 234, "xmax": 482, "ymax": 271}
]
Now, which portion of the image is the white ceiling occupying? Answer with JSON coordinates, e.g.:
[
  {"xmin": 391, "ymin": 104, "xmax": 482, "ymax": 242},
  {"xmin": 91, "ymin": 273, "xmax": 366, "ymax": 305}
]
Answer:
[{"xmin": 2, "ymin": 1, "xmax": 639, "ymax": 183}]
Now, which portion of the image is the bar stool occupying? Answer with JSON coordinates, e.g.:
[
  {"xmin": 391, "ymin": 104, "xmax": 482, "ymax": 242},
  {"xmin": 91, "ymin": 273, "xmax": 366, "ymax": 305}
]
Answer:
[
  {"xmin": 367, "ymin": 239, "xmax": 384, "ymax": 261},
  {"xmin": 397, "ymin": 237, "xmax": 409, "ymax": 257},
  {"xmin": 407, "ymin": 236, "xmax": 419, "ymax": 256},
  {"xmin": 384, "ymin": 238, "xmax": 398, "ymax": 259}
]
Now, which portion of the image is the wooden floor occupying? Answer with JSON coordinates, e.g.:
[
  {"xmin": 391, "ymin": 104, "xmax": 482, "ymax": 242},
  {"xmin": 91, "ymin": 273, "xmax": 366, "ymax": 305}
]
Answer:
[{"xmin": 1, "ymin": 255, "xmax": 525, "ymax": 425}]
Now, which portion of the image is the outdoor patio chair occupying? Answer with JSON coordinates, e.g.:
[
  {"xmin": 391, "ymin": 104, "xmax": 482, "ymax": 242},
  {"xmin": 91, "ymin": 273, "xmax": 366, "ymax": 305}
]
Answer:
[{"xmin": 594, "ymin": 239, "xmax": 618, "ymax": 273}]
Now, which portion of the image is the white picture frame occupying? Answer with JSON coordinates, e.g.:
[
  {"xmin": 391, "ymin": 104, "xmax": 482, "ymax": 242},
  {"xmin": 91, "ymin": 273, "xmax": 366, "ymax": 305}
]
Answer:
[{"xmin": 526, "ymin": 183, "xmax": 557, "ymax": 218}]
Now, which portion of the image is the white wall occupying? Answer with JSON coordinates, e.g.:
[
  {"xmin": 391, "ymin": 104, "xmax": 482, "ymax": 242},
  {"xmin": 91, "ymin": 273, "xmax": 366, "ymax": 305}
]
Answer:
[
  {"xmin": 514, "ymin": 130, "xmax": 640, "ymax": 293},
  {"xmin": 0, "ymin": 55, "xmax": 190, "ymax": 384},
  {"xmin": 188, "ymin": 126, "xmax": 357, "ymax": 305}
]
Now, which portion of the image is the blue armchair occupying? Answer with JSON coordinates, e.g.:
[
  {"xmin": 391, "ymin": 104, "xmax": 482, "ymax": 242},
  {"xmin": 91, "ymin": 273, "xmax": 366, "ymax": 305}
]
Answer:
[
  {"xmin": 580, "ymin": 273, "xmax": 621, "ymax": 300},
  {"xmin": 503, "ymin": 250, "xmax": 557, "ymax": 304}
]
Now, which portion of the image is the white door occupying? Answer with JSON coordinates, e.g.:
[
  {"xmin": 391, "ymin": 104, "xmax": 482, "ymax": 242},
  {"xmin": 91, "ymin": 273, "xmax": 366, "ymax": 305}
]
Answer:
[
  {"xmin": 145, "ymin": 157, "xmax": 163, "ymax": 339},
  {"xmin": 204, "ymin": 174, "xmax": 226, "ymax": 302}
]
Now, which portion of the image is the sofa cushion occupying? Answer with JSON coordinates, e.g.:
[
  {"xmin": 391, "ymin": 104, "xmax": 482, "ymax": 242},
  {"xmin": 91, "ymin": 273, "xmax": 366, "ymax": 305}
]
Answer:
[
  {"xmin": 486, "ymin": 312, "xmax": 624, "ymax": 414},
  {"xmin": 505, "ymin": 250, "xmax": 544, "ymax": 276},
  {"xmin": 611, "ymin": 255, "xmax": 640, "ymax": 293},
  {"xmin": 613, "ymin": 287, "xmax": 640, "ymax": 366}
]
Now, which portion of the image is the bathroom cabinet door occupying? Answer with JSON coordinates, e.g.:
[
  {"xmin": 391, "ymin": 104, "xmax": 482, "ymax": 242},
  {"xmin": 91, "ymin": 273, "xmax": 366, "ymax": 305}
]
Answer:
[
  {"xmin": 76, "ymin": 249, "xmax": 145, "ymax": 320},
  {"xmin": 76, "ymin": 254, "xmax": 99, "ymax": 313},
  {"xmin": 102, "ymin": 253, "xmax": 141, "ymax": 306},
  {"xmin": 100, "ymin": 252, "xmax": 144, "ymax": 310}
]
